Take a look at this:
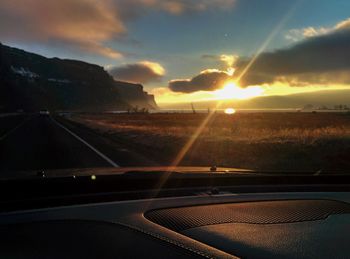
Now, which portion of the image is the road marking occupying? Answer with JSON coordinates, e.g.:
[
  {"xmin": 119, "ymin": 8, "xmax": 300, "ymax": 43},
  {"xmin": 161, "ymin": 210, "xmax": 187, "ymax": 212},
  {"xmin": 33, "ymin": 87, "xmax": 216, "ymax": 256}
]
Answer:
[
  {"xmin": 51, "ymin": 118, "xmax": 120, "ymax": 168},
  {"xmin": 0, "ymin": 117, "xmax": 31, "ymax": 141}
]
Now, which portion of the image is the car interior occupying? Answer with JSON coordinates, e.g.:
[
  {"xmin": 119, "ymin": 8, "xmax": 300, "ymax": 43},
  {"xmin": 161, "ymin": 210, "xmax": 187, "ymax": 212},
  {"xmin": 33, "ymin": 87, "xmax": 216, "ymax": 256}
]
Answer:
[{"xmin": 0, "ymin": 171, "xmax": 349, "ymax": 259}]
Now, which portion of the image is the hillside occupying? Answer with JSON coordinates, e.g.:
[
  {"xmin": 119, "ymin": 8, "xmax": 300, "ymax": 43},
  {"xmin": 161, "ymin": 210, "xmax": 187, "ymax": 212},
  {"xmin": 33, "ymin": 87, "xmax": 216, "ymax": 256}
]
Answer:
[{"xmin": 0, "ymin": 43, "xmax": 157, "ymax": 112}]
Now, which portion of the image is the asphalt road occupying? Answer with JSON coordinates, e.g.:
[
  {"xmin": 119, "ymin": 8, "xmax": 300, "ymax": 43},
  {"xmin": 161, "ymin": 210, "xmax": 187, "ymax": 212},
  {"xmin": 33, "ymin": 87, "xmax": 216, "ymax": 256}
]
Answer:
[{"xmin": 0, "ymin": 114, "xmax": 156, "ymax": 172}]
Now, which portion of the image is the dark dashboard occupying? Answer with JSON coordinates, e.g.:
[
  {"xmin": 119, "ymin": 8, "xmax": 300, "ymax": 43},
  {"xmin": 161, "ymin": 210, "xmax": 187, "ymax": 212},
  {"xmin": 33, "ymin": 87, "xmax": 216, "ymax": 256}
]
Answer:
[{"xmin": 0, "ymin": 172, "xmax": 349, "ymax": 258}]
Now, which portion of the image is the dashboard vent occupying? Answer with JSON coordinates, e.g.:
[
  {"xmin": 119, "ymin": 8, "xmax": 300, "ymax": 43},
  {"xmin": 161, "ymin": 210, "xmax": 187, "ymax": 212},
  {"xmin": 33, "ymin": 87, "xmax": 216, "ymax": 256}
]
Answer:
[{"xmin": 145, "ymin": 199, "xmax": 350, "ymax": 231}]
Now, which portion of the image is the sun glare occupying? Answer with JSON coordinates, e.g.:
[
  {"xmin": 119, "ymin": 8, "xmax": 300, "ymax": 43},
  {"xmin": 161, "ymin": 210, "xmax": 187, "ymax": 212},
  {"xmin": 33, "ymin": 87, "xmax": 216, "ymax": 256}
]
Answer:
[
  {"xmin": 214, "ymin": 82, "xmax": 264, "ymax": 100},
  {"xmin": 224, "ymin": 108, "xmax": 236, "ymax": 114}
]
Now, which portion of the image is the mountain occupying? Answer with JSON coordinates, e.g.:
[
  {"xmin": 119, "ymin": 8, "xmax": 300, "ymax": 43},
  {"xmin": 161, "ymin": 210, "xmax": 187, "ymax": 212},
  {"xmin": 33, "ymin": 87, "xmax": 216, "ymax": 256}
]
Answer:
[
  {"xmin": 161, "ymin": 89, "xmax": 350, "ymax": 110},
  {"xmin": 0, "ymin": 43, "xmax": 157, "ymax": 112},
  {"xmin": 113, "ymin": 80, "xmax": 158, "ymax": 110}
]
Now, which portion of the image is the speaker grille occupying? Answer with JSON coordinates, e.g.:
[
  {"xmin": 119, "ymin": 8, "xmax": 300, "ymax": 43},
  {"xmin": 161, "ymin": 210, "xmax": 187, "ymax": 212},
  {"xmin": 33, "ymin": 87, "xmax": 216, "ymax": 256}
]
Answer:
[{"xmin": 145, "ymin": 200, "xmax": 350, "ymax": 231}]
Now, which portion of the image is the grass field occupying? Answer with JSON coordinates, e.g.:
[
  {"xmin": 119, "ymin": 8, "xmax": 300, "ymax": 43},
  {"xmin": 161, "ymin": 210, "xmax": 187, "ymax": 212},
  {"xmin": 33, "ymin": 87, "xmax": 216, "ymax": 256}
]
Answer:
[{"xmin": 67, "ymin": 112, "xmax": 350, "ymax": 171}]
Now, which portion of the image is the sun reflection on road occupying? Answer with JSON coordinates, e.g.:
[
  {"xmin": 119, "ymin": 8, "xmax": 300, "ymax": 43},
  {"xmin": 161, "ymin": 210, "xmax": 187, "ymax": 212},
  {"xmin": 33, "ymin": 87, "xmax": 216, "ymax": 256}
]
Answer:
[{"xmin": 224, "ymin": 108, "xmax": 236, "ymax": 114}]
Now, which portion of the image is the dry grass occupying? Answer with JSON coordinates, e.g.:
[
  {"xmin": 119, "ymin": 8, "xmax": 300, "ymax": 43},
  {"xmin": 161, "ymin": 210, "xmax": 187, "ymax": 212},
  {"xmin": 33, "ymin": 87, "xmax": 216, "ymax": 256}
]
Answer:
[{"xmin": 67, "ymin": 112, "xmax": 350, "ymax": 171}]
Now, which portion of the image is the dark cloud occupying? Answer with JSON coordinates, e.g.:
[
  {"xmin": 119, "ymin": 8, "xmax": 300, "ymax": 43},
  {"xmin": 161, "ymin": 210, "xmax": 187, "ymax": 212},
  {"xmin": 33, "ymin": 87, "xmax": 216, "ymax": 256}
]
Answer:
[
  {"xmin": 107, "ymin": 61, "xmax": 165, "ymax": 84},
  {"xmin": 235, "ymin": 21, "xmax": 350, "ymax": 86},
  {"xmin": 169, "ymin": 69, "xmax": 231, "ymax": 93},
  {"xmin": 169, "ymin": 18, "xmax": 350, "ymax": 93}
]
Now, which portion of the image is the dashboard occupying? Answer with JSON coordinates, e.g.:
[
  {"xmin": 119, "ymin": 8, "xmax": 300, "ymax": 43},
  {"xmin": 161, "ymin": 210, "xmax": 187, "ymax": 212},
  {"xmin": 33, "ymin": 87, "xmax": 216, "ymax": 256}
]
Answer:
[{"xmin": 0, "ymin": 191, "xmax": 349, "ymax": 258}]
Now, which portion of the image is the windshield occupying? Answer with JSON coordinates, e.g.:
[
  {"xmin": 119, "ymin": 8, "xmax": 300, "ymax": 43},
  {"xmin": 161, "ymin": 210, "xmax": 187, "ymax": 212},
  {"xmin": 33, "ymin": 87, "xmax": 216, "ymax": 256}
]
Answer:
[{"xmin": 1, "ymin": 0, "xmax": 350, "ymax": 178}]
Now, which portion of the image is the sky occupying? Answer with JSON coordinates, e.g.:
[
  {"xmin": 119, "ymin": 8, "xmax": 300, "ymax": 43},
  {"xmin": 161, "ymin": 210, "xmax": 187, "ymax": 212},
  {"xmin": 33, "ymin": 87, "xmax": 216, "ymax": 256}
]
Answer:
[{"xmin": 1, "ymin": 0, "xmax": 350, "ymax": 106}]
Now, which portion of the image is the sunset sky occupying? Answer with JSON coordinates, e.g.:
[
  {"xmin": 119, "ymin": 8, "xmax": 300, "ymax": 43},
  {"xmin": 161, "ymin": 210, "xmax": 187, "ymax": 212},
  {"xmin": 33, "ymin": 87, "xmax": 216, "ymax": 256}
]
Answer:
[{"xmin": 1, "ymin": 0, "xmax": 350, "ymax": 105}]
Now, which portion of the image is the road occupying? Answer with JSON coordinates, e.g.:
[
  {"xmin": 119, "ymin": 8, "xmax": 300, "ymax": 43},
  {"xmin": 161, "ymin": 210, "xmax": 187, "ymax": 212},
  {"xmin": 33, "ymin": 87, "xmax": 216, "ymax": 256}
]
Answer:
[{"xmin": 0, "ymin": 114, "xmax": 156, "ymax": 172}]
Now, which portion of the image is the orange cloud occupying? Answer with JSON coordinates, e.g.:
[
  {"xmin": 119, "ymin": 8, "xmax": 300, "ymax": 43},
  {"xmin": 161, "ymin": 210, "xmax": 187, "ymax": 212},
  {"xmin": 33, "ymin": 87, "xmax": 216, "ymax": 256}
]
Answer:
[
  {"xmin": 0, "ymin": 0, "xmax": 236, "ymax": 59},
  {"xmin": 0, "ymin": 0, "xmax": 125, "ymax": 58},
  {"xmin": 220, "ymin": 54, "xmax": 238, "ymax": 67}
]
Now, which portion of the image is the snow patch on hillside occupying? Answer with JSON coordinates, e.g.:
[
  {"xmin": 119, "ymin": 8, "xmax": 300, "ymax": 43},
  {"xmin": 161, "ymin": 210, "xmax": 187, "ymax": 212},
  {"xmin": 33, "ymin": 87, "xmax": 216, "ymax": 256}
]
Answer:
[
  {"xmin": 48, "ymin": 78, "xmax": 71, "ymax": 84},
  {"xmin": 11, "ymin": 66, "xmax": 38, "ymax": 78}
]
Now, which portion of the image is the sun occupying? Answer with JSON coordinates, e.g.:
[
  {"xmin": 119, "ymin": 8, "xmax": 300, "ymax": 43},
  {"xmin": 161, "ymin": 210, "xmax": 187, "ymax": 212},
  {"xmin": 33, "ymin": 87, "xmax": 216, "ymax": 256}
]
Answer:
[{"xmin": 213, "ymin": 81, "xmax": 264, "ymax": 100}]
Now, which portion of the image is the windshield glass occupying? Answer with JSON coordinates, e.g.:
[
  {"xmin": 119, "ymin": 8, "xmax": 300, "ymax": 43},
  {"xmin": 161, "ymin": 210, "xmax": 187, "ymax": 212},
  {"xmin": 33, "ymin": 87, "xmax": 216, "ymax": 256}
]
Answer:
[{"xmin": 1, "ymin": 0, "xmax": 350, "ymax": 178}]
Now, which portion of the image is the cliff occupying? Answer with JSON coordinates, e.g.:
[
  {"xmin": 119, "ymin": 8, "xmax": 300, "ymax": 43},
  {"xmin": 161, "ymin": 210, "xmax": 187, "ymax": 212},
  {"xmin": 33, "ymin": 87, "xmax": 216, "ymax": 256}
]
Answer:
[{"xmin": 0, "ymin": 43, "xmax": 157, "ymax": 112}]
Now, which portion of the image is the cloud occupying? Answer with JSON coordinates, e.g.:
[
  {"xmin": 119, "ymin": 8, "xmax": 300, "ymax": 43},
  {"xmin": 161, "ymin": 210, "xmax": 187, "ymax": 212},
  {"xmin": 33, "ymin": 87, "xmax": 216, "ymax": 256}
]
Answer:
[
  {"xmin": 107, "ymin": 61, "xmax": 165, "ymax": 84},
  {"xmin": 202, "ymin": 54, "xmax": 238, "ymax": 67},
  {"xmin": 220, "ymin": 54, "xmax": 238, "ymax": 67},
  {"xmin": 0, "ymin": 0, "xmax": 125, "ymax": 58},
  {"xmin": 168, "ymin": 17, "xmax": 350, "ymax": 93},
  {"xmin": 169, "ymin": 69, "xmax": 232, "ymax": 93},
  {"xmin": 285, "ymin": 17, "xmax": 350, "ymax": 42},
  {"xmin": 285, "ymin": 27, "xmax": 330, "ymax": 42},
  {"xmin": 236, "ymin": 17, "xmax": 350, "ymax": 87},
  {"xmin": 0, "ymin": 0, "xmax": 236, "ymax": 59}
]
